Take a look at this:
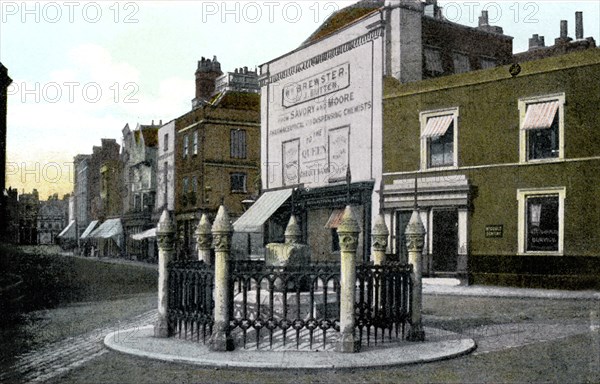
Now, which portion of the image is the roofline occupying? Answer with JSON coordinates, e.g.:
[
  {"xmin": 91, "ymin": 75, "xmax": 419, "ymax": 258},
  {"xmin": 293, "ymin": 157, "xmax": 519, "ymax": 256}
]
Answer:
[
  {"xmin": 259, "ymin": 7, "xmax": 384, "ymax": 68},
  {"xmin": 384, "ymin": 48, "xmax": 600, "ymax": 99}
]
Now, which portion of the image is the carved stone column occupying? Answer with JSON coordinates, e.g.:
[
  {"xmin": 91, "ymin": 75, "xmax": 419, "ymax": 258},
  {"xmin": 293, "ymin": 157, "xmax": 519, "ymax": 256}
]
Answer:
[
  {"xmin": 284, "ymin": 214, "xmax": 301, "ymax": 244},
  {"xmin": 371, "ymin": 214, "xmax": 389, "ymax": 266},
  {"xmin": 336, "ymin": 206, "xmax": 361, "ymax": 353},
  {"xmin": 195, "ymin": 213, "xmax": 212, "ymax": 264},
  {"xmin": 209, "ymin": 205, "xmax": 234, "ymax": 351},
  {"xmin": 154, "ymin": 210, "xmax": 175, "ymax": 338},
  {"xmin": 405, "ymin": 209, "xmax": 426, "ymax": 342}
]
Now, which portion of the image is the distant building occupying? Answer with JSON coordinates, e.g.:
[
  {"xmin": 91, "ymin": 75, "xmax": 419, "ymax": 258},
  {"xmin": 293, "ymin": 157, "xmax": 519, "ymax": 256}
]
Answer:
[
  {"xmin": 37, "ymin": 194, "xmax": 69, "ymax": 245},
  {"xmin": 214, "ymin": 66, "xmax": 260, "ymax": 95},
  {"xmin": 3, "ymin": 188, "xmax": 19, "ymax": 244},
  {"xmin": 155, "ymin": 119, "xmax": 175, "ymax": 216},
  {"xmin": 0, "ymin": 62, "xmax": 13, "ymax": 242},
  {"xmin": 175, "ymin": 57, "xmax": 261, "ymax": 258},
  {"xmin": 121, "ymin": 122, "xmax": 160, "ymax": 261},
  {"xmin": 18, "ymin": 189, "xmax": 39, "ymax": 245},
  {"xmin": 514, "ymin": 12, "xmax": 596, "ymax": 62},
  {"xmin": 73, "ymin": 154, "xmax": 92, "ymax": 240}
]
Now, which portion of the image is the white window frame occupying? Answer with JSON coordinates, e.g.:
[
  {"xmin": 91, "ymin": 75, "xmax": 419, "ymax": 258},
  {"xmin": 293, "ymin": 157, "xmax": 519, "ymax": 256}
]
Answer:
[
  {"xmin": 517, "ymin": 187, "xmax": 566, "ymax": 256},
  {"xmin": 420, "ymin": 107, "xmax": 459, "ymax": 170},
  {"xmin": 193, "ymin": 131, "xmax": 198, "ymax": 156},
  {"xmin": 183, "ymin": 135, "xmax": 189, "ymax": 158},
  {"xmin": 518, "ymin": 93, "xmax": 565, "ymax": 164}
]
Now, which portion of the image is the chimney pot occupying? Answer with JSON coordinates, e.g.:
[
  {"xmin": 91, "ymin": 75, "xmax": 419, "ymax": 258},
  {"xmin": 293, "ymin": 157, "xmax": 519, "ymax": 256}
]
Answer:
[
  {"xmin": 560, "ymin": 20, "xmax": 568, "ymax": 39},
  {"xmin": 575, "ymin": 11, "xmax": 583, "ymax": 39},
  {"xmin": 479, "ymin": 10, "xmax": 489, "ymax": 27},
  {"xmin": 159, "ymin": 119, "xmax": 162, "ymax": 125},
  {"xmin": 151, "ymin": 119, "xmax": 154, "ymax": 125}
]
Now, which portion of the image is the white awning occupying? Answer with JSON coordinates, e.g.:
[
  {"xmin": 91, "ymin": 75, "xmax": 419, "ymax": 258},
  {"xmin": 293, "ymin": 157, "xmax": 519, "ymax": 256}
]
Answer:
[
  {"xmin": 233, "ymin": 189, "xmax": 293, "ymax": 233},
  {"xmin": 90, "ymin": 218, "xmax": 123, "ymax": 240},
  {"xmin": 58, "ymin": 220, "xmax": 76, "ymax": 239},
  {"xmin": 422, "ymin": 115, "xmax": 453, "ymax": 138},
  {"xmin": 131, "ymin": 227, "xmax": 156, "ymax": 241},
  {"xmin": 522, "ymin": 100, "xmax": 559, "ymax": 130},
  {"xmin": 80, "ymin": 220, "xmax": 99, "ymax": 240}
]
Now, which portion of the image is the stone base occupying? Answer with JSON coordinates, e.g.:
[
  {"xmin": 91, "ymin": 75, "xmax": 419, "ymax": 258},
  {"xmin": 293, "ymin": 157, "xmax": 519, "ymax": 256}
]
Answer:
[
  {"xmin": 406, "ymin": 325, "xmax": 425, "ymax": 342},
  {"xmin": 336, "ymin": 332, "xmax": 361, "ymax": 353},
  {"xmin": 209, "ymin": 330, "xmax": 235, "ymax": 352},
  {"xmin": 153, "ymin": 318, "xmax": 171, "ymax": 338}
]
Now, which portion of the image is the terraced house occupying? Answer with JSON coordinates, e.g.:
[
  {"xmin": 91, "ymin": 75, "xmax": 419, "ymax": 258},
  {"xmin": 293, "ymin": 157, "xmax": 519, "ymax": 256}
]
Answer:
[
  {"xmin": 174, "ymin": 57, "xmax": 260, "ymax": 258},
  {"xmin": 382, "ymin": 47, "xmax": 600, "ymax": 289}
]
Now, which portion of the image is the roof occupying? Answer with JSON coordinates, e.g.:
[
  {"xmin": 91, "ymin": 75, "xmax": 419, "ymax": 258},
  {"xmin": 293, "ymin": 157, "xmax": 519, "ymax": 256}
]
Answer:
[
  {"xmin": 211, "ymin": 91, "xmax": 260, "ymax": 111},
  {"xmin": 384, "ymin": 48, "xmax": 600, "ymax": 99},
  {"xmin": 233, "ymin": 189, "xmax": 292, "ymax": 232},
  {"xmin": 302, "ymin": 0, "xmax": 382, "ymax": 46}
]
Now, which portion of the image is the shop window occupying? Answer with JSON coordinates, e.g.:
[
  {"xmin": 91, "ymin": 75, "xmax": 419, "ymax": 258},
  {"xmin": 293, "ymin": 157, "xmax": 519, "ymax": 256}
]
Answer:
[
  {"xmin": 519, "ymin": 93, "xmax": 565, "ymax": 163},
  {"xmin": 420, "ymin": 108, "xmax": 459, "ymax": 170},
  {"xmin": 517, "ymin": 188, "xmax": 565, "ymax": 255}
]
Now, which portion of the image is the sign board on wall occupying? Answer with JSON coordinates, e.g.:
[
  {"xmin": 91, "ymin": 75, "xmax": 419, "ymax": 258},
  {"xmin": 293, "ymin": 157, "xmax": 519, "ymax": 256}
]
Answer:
[{"xmin": 260, "ymin": 12, "xmax": 384, "ymax": 190}]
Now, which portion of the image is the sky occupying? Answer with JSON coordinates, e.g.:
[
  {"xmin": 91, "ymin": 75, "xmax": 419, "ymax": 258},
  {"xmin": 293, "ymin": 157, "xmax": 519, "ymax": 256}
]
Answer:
[{"xmin": 1, "ymin": 0, "xmax": 598, "ymax": 200}]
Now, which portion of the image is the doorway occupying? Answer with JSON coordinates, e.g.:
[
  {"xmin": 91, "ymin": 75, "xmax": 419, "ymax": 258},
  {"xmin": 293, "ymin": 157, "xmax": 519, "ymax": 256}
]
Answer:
[{"xmin": 432, "ymin": 209, "xmax": 458, "ymax": 273}]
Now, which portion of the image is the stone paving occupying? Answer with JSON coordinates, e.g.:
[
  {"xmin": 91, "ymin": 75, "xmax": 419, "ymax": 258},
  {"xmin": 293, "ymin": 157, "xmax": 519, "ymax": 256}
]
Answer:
[{"xmin": 0, "ymin": 310, "xmax": 158, "ymax": 384}]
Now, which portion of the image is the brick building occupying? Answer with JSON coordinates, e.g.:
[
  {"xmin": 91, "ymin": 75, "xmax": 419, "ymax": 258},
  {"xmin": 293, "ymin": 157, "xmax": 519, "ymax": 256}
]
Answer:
[
  {"xmin": 37, "ymin": 194, "xmax": 69, "ymax": 245},
  {"xmin": 382, "ymin": 47, "xmax": 600, "ymax": 288},
  {"xmin": 175, "ymin": 57, "xmax": 260, "ymax": 258}
]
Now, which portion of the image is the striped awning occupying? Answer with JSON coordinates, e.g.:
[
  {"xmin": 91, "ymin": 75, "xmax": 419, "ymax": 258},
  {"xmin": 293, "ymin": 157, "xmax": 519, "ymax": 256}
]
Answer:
[
  {"xmin": 422, "ymin": 115, "xmax": 453, "ymax": 138},
  {"xmin": 233, "ymin": 189, "xmax": 292, "ymax": 233},
  {"xmin": 324, "ymin": 209, "xmax": 345, "ymax": 229},
  {"xmin": 522, "ymin": 100, "xmax": 559, "ymax": 130}
]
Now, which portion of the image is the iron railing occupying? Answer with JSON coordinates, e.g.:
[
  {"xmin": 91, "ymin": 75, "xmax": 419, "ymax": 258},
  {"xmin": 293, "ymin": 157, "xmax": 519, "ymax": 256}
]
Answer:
[
  {"xmin": 355, "ymin": 262, "xmax": 412, "ymax": 346},
  {"xmin": 167, "ymin": 260, "xmax": 214, "ymax": 343},
  {"xmin": 229, "ymin": 261, "xmax": 341, "ymax": 350}
]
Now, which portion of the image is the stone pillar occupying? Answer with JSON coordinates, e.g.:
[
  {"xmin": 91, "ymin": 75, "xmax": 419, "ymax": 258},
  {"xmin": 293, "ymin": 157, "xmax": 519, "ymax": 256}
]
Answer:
[
  {"xmin": 154, "ymin": 210, "xmax": 175, "ymax": 338},
  {"xmin": 371, "ymin": 214, "xmax": 389, "ymax": 266},
  {"xmin": 284, "ymin": 214, "xmax": 301, "ymax": 244},
  {"xmin": 195, "ymin": 213, "xmax": 212, "ymax": 264},
  {"xmin": 405, "ymin": 209, "xmax": 426, "ymax": 342},
  {"xmin": 336, "ymin": 206, "xmax": 361, "ymax": 353},
  {"xmin": 209, "ymin": 205, "xmax": 234, "ymax": 351}
]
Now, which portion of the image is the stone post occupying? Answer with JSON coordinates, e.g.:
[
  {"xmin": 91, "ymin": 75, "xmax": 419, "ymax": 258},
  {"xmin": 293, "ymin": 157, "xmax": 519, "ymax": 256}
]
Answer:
[
  {"xmin": 405, "ymin": 209, "xmax": 426, "ymax": 341},
  {"xmin": 209, "ymin": 205, "xmax": 234, "ymax": 351},
  {"xmin": 284, "ymin": 214, "xmax": 301, "ymax": 244},
  {"xmin": 371, "ymin": 214, "xmax": 389, "ymax": 266},
  {"xmin": 154, "ymin": 210, "xmax": 175, "ymax": 338},
  {"xmin": 336, "ymin": 206, "xmax": 361, "ymax": 353},
  {"xmin": 195, "ymin": 213, "xmax": 212, "ymax": 264}
]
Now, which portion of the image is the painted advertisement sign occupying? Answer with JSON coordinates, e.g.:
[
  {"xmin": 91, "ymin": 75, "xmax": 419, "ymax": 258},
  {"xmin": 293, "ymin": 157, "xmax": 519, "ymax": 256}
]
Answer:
[{"xmin": 260, "ymin": 13, "xmax": 384, "ymax": 190}]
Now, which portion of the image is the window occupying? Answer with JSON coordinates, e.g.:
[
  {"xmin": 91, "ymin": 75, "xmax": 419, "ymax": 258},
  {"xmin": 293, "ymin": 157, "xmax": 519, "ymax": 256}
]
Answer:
[
  {"xmin": 452, "ymin": 52, "xmax": 470, "ymax": 74},
  {"xmin": 193, "ymin": 131, "xmax": 198, "ymax": 156},
  {"xmin": 192, "ymin": 176, "xmax": 197, "ymax": 194},
  {"xmin": 163, "ymin": 162, "xmax": 168, "ymax": 206},
  {"xmin": 231, "ymin": 129, "xmax": 247, "ymax": 159},
  {"xmin": 424, "ymin": 47, "xmax": 443, "ymax": 75},
  {"xmin": 183, "ymin": 135, "xmax": 189, "ymax": 158},
  {"xmin": 519, "ymin": 93, "xmax": 565, "ymax": 163},
  {"xmin": 183, "ymin": 177, "xmax": 189, "ymax": 194},
  {"xmin": 164, "ymin": 133, "xmax": 169, "ymax": 152},
  {"xmin": 517, "ymin": 187, "xmax": 565, "ymax": 255},
  {"xmin": 480, "ymin": 57, "xmax": 497, "ymax": 69},
  {"xmin": 230, "ymin": 173, "xmax": 247, "ymax": 193},
  {"xmin": 420, "ymin": 108, "xmax": 459, "ymax": 170}
]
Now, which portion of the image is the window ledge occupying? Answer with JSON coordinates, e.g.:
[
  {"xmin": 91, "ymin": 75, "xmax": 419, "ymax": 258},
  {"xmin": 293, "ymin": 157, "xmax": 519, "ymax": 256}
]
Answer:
[
  {"xmin": 423, "ymin": 165, "xmax": 459, "ymax": 171},
  {"xmin": 520, "ymin": 157, "xmax": 564, "ymax": 165},
  {"xmin": 517, "ymin": 252, "xmax": 564, "ymax": 256}
]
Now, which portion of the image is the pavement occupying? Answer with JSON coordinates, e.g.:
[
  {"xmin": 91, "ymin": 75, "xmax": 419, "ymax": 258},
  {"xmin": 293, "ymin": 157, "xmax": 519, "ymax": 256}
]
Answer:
[{"xmin": 103, "ymin": 280, "xmax": 599, "ymax": 370}]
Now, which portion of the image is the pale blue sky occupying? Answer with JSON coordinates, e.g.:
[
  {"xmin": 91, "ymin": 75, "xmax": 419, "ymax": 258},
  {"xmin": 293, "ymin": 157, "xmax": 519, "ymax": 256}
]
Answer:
[{"xmin": 1, "ymin": 1, "xmax": 598, "ymax": 198}]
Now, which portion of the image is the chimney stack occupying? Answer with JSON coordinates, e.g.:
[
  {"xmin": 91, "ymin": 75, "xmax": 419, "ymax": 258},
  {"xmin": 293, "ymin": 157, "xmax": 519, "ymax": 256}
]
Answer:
[
  {"xmin": 575, "ymin": 11, "xmax": 583, "ymax": 39},
  {"xmin": 560, "ymin": 20, "xmax": 568, "ymax": 39},
  {"xmin": 193, "ymin": 55, "xmax": 223, "ymax": 108},
  {"xmin": 478, "ymin": 10, "xmax": 489, "ymax": 27},
  {"xmin": 528, "ymin": 34, "xmax": 546, "ymax": 50}
]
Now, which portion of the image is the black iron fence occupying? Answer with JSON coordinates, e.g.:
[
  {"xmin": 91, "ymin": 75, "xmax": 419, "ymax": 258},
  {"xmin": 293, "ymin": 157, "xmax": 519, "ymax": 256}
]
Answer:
[
  {"xmin": 168, "ymin": 260, "xmax": 214, "ymax": 342},
  {"xmin": 166, "ymin": 260, "xmax": 412, "ymax": 350}
]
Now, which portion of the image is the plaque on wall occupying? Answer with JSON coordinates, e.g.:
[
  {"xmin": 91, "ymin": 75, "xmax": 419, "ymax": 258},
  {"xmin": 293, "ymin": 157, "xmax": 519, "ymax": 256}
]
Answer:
[{"xmin": 485, "ymin": 225, "xmax": 503, "ymax": 238}]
